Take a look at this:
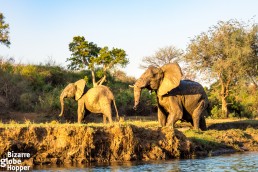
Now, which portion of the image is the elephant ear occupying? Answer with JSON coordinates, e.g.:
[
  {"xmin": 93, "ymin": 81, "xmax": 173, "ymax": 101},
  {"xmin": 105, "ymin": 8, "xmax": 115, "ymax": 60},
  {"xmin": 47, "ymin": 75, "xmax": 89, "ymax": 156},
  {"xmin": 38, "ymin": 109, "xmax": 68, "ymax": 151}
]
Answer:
[
  {"xmin": 158, "ymin": 63, "xmax": 183, "ymax": 96},
  {"xmin": 74, "ymin": 79, "xmax": 86, "ymax": 101}
]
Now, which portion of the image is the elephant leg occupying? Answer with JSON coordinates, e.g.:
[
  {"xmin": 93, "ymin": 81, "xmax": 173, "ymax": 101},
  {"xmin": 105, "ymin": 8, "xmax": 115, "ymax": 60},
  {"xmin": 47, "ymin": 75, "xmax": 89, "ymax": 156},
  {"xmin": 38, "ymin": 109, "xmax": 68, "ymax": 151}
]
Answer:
[
  {"xmin": 192, "ymin": 100, "xmax": 206, "ymax": 130},
  {"xmin": 166, "ymin": 110, "xmax": 183, "ymax": 128},
  {"xmin": 103, "ymin": 112, "xmax": 113, "ymax": 124},
  {"xmin": 102, "ymin": 103, "xmax": 113, "ymax": 124},
  {"xmin": 77, "ymin": 99, "xmax": 85, "ymax": 124},
  {"xmin": 157, "ymin": 107, "xmax": 166, "ymax": 126},
  {"xmin": 165, "ymin": 101, "xmax": 183, "ymax": 128}
]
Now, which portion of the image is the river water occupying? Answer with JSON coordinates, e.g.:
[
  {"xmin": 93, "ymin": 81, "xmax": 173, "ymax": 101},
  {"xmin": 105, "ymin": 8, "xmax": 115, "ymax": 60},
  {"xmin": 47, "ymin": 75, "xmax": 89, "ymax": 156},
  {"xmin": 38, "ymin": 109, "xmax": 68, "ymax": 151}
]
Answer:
[{"xmin": 33, "ymin": 152, "xmax": 258, "ymax": 172}]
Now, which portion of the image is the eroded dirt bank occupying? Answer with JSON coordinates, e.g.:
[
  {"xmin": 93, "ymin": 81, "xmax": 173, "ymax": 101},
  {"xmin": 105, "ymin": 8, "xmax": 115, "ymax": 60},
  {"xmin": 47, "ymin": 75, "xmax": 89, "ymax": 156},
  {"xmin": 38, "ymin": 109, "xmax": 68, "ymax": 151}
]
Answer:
[
  {"xmin": 0, "ymin": 125, "xmax": 193, "ymax": 166},
  {"xmin": 1, "ymin": 122, "xmax": 258, "ymax": 167}
]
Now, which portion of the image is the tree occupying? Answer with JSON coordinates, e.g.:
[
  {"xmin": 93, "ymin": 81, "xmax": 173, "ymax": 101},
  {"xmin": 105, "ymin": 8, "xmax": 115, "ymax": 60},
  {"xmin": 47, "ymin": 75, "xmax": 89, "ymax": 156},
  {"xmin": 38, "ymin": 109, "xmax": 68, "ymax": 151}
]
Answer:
[
  {"xmin": 67, "ymin": 36, "xmax": 129, "ymax": 86},
  {"xmin": 112, "ymin": 69, "xmax": 136, "ymax": 83},
  {"xmin": 140, "ymin": 45, "xmax": 183, "ymax": 68},
  {"xmin": 0, "ymin": 12, "xmax": 10, "ymax": 47},
  {"xmin": 140, "ymin": 45, "xmax": 197, "ymax": 80},
  {"xmin": 185, "ymin": 19, "xmax": 257, "ymax": 117}
]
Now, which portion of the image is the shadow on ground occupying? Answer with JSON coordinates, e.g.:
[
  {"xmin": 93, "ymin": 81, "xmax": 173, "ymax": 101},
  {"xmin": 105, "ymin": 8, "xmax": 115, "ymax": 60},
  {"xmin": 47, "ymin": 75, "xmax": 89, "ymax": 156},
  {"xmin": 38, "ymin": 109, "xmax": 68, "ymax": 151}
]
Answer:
[{"xmin": 208, "ymin": 120, "xmax": 258, "ymax": 130}]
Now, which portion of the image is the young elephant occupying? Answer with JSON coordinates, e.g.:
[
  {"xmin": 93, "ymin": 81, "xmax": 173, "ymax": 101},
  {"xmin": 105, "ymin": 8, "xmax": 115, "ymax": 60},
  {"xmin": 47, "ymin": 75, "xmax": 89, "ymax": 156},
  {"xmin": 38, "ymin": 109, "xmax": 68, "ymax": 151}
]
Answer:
[
  {"xmin": 59, "ymin": 79, "xmax": 119, "ymax": 124},
  {"xmin": 131, "ymin": 63, "xmax": 208, "ymax": 130}
]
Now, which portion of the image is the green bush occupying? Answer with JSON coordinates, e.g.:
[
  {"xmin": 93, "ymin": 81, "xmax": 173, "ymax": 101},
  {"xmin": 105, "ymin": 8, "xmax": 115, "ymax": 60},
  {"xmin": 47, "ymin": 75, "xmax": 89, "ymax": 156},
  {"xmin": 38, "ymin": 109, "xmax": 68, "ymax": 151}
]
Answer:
[
  {"xmin": 35, "ymin": 87, "xmax": 62, "ymax": 113},
  {"xmin": 115, "ymin": 89, "xmax": 135, "ymax": 116},
  {"xmin": 19, "ymin": 92, "xmax": 36, "ymax": 111},
  {"xmin": 210, "ymin": 105, "xmax": 222, "ymax": 119}
]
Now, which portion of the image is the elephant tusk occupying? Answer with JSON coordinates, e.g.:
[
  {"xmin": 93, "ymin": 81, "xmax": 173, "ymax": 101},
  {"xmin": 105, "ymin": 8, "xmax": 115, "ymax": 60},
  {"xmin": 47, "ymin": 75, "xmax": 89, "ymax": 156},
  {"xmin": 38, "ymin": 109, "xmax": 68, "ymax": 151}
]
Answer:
[{"xmin": 129, "ymin": 85, "xmax": 135, "ymax": 88}]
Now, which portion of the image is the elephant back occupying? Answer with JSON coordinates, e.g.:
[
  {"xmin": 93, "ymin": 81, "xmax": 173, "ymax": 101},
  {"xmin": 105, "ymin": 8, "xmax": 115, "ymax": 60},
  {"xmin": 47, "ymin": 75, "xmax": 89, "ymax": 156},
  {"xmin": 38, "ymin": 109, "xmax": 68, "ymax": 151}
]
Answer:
[
  {"xmin": 86, "ymin": 85, "xmax": 114, "ymax": 101},
  {"xmin": 96, "ymin": 85, "xmax": 114, "ymax": 100}
]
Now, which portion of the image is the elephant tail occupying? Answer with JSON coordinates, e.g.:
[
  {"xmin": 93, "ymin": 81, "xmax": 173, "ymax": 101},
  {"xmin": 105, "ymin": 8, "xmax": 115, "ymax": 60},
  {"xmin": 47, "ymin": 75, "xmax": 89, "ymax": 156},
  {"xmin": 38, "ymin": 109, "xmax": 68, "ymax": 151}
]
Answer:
[{"xmin": 112, "ymin": 99, "xmax": 119, "ymax": 121}]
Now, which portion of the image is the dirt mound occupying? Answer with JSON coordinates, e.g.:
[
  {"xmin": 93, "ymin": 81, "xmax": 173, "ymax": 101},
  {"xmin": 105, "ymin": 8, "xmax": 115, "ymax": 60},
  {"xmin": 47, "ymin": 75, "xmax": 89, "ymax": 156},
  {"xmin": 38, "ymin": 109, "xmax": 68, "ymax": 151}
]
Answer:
[{"xmin": 0, "ymin": 125, "xmax": 193, "ymax": 166}]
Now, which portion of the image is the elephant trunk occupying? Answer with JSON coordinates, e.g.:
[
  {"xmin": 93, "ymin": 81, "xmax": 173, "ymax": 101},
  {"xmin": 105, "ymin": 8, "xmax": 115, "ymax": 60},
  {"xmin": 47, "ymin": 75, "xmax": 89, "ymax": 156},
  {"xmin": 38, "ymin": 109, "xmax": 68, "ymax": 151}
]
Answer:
[
  {"xmin": 59, "ymin": 92, "xmax": 66, "ymax": 117},
  {"xmin": 133, "ymin": 77, "xmax": 148, "ymax": 110},
  {"xmin": 133, "ymin": 86, "xmax": 142, "ymax": 110}
]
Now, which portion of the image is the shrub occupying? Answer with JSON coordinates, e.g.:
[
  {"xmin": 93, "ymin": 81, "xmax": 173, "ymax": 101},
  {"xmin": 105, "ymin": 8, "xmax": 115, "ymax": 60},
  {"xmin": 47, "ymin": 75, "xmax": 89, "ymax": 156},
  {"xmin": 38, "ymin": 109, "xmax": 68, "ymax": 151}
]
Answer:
[
  {"xmin": 115, "ymin": 89, "xmax": 135, "ymax": 116},
  {"xmin": 210, "ymin": 105, "xmax": 222, "ymax": 119},
  {"xmin": 35, "ymin": 87, "xmax": 62, "ymax": 113},
  {"xmin": 19, "ymin": 92, "xmax": 36, "ymax": 111}
]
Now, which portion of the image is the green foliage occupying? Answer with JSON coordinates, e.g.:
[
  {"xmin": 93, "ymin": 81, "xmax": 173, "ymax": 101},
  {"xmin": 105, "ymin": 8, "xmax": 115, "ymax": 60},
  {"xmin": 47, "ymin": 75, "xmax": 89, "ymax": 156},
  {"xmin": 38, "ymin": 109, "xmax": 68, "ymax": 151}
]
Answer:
[
  {"xmin": 0, "ymin": 59, "xmax": 85, "ymax": 114},
  {"xmin": 67, "ymin": 36, "xmax": 129, "ymax": 85},
  {"xmin": 207, "ymin": 79, "xmax": 257, "ymax": 119},
  {"xmin": 185, "ymin": 19, "xmax": 257, "ymax": 116},
  {"xmin": 0, "ymin": 12, "xmax": 10, "ymax": 47},
  {"xmin": 19, "ymin": 92, "xmax": 36, "ymax": 111},
  {"xmin": 210, "ymin": 105, "xmax": 222, "ymax": 119},
  {"xmin": 115, "ymin": 89, "xmax": 135, "ymax": 115},
  {"xmin": 35, "ymin": 87, "xmax": 62, "ymax": 113},
  {"xmin": 134, "ymin": 90, "xmax": 157, "ymax": 116},
  {"xmin": 67, "ymin": 36, "xmax": 100, "ymax": 70}
]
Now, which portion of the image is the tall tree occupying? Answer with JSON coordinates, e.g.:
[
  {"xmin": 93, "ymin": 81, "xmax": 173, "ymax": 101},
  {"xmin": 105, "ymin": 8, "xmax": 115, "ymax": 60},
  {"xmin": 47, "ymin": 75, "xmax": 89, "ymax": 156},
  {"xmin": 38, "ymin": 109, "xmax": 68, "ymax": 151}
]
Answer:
[
  {"xmin": 140, "ymin": 45, "xmax": 183, "ymax": 68},
  {"xmin": 67, "ymin": 36, "xmax": 129, "ymax": 86},
  {"xmin": 0, "ymin": 12, "xmax": 10, "ymax": 47},
  {"xmin": 185, "ymin": 19, "xmax": 257, "ymax": 117}
]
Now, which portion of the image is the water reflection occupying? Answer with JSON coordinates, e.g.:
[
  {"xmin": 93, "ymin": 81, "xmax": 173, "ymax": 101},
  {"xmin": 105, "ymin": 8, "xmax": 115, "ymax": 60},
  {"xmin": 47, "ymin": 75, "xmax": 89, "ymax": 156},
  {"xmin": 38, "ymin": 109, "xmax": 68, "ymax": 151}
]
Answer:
[{"xmin": 33, "ymin": 152, "xmax": 258, "ymax": 172}]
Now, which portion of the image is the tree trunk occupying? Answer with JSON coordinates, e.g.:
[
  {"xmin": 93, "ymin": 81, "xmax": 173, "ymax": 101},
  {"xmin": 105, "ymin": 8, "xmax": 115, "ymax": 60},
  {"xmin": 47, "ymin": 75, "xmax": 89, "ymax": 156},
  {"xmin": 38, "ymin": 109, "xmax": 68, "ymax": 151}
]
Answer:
[
  {"xmin": 221, "ymin": 96, "xmax": 228, "ymax": 118},
  {"xmin": 91, "ymin": 69, "xmax": 97, "ymax": 87},
  {"xmin": 219, "ymin": 74, "xmax": 229, "ymax": 118},
  {"xmin": 96, "ymin": 75, "xmax": 106, "ymax": 85}
]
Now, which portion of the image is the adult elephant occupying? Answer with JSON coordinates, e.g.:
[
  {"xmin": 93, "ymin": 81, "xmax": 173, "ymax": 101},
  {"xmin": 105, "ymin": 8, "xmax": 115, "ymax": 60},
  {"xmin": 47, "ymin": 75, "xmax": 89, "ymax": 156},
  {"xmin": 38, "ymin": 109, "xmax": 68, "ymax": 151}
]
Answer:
[
  {"xmin": 59, "ymin": 79, "xmax": 119, "ymax": 124},
  {"xmin": 131, "ymin": 63, "xmax": 208, "ymax": 130}
]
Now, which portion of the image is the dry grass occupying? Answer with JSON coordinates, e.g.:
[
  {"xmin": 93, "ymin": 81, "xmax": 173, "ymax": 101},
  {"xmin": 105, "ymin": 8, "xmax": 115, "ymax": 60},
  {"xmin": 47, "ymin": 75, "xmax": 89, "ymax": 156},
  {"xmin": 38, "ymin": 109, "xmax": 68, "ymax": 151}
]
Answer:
[
  {"xmin": 0, "ymin": 116, "xmax": 159, "ymax": 128},
  {"xmin": 0, "ymin": 117, "xmax": 256, "ymax": 128}
]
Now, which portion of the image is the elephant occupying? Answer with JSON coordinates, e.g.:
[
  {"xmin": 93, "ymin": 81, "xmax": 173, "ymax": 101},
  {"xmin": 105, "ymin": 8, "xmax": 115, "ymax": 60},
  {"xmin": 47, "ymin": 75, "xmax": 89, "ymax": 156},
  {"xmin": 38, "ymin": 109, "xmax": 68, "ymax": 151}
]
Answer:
[
  {"xmin": 59, "ymin": 79, "xmax": 119, "ymax": 124},
  {"xmin": 131, "ymin": 63, "xmax": 208, "ymax": 130}
]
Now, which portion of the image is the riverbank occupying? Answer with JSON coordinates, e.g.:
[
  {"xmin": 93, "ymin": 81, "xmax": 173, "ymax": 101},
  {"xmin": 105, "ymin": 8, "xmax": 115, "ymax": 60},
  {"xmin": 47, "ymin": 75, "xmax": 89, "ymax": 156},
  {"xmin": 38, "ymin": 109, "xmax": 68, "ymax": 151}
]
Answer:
[{"xmin": 0, "ymin": 119, "xmax": 258, "ymax": 167}]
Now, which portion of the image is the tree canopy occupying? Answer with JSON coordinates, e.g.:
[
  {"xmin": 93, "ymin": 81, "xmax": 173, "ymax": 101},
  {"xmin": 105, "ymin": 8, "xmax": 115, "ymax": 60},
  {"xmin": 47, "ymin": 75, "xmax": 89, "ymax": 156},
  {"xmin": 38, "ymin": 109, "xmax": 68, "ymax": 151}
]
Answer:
[
  {"xmin": 0, "ymin": 12, "xmax": 10, "ymax": 47},
  {"xmin": 185, "ymin": 19, "xmax": 258, "ymax": 117},
  {"xmin": 67, "ymin": 36, "xmax": 129, "ymax": 86}
]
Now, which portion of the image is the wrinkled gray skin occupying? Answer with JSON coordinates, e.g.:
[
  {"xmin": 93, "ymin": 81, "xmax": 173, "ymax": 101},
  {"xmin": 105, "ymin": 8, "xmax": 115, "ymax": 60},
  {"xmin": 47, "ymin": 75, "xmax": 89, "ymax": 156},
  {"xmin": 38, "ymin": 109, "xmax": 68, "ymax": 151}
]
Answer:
[
  {"xmin": 59, "ymin": 80, "xmax": 119, "ymax": 124},
  {"xmin": 133, "ymin": 63, "xmax": 208, "ymax": 130}
]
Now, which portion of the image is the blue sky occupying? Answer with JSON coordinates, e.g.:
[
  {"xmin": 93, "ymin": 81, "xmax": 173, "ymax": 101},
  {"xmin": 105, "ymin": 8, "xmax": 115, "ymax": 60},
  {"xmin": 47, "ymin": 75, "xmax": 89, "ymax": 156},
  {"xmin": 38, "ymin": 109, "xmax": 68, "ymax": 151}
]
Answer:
[{"xmin": 0, "ymin": 0, "xmax": 257, "ymax": 78}]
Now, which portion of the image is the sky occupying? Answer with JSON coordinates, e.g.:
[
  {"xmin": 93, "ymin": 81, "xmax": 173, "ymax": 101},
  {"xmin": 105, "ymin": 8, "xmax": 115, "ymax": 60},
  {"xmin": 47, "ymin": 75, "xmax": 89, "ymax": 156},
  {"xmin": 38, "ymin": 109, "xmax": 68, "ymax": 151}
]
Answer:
[{"xmin": 0, "ymin": 0, "xmax": 257, "ymax": 78}]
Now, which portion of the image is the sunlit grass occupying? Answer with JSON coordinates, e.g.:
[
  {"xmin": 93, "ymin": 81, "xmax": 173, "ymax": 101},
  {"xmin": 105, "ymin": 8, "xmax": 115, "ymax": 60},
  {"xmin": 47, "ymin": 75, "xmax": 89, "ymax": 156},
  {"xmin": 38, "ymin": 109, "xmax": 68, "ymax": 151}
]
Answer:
[
  {"xmin": 0, "ymin": 118, "xmax": 159, "ymax": 128},
  {"xmin": 0, "ymin": 117, "xmax": 257, "ymax": 129},
  {"xmin": 183, "ymin": 129, "xmax": 217, "ymax": 142},
  {"xmin": 206, "ymin": 118, "xmax": 249, "ymax": 124}
]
